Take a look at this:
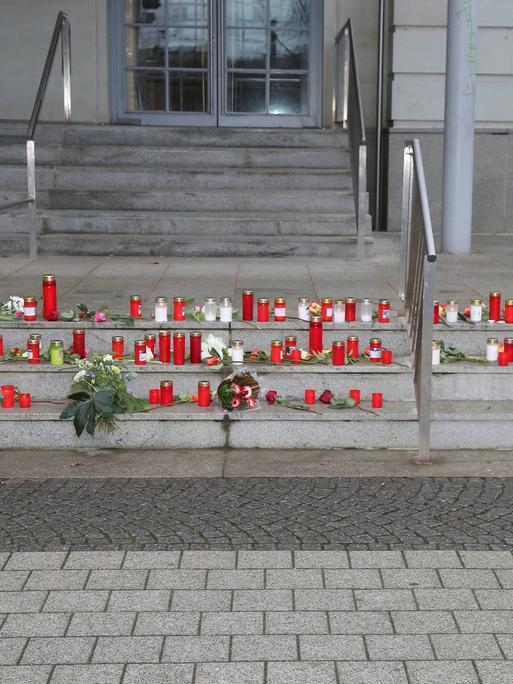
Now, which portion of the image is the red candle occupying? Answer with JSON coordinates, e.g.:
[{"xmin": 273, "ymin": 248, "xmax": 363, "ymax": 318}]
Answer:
[
  {"xmin": 433, "ymin": 301, "xmax": 440, "ymax": 324},
  {"xmin": 498, "ymin": 351, "xmax": 509, "ymax": 367},
  {"xmin": 1, "ymin": 385, "xmax": 15, "ymax": 409},
  {"xmin": 130, "ymin": 295, "xmax": 142, "ymax": 318},
  {"xmin": 505, "ymin": 300, "xmax": 513, "ymax": 324},
  {"xmin": 369, "ymin": 338, "xmax": 382, "ymax": 363},
  {"xmin": 309, "ymin": 316, "xmax": 323, "ymax": 354},
  {"xmin": 489, "ymin": 291, "xmax": 501, "ymax": 322},
  {"xmin": 160, "ymin": 380, "xmax": 173, "ymax": 405},
  {"xmin": 242, "ymin": 290, "xmax": 254, "ymax": 321},
  {"xmin": 27, "ymin": 335, "xmax": 41, "ymax": 365},
  {"xmin": 24, "ymin": 297, "xmax": 37, "ymax": 321},
  {"xmin": 0, "ymin": 335, "xmax": 3, "ymax": 357},
  {"xmin": 332, "ymin": 341, "xmax": 345, "ymax": 366},
  {"xmin": 290, "ymin": 349, "xmax": 302, "ymax": 364},
  {"xmin": 198, "ymin": 381, "xmax": 211, "ymax": 407},
  {"xmin": 372, "ymin": 392, "xmax": 383, "ymax": 408},
  {"xmin": 381, "ymin": 349, "xmax": 393, "ymax": 365},
  {"xmin": 271, "ymin": 340, "xmax": 283, "ymax": 364},
  {"xmin": 349, "ymin": 388, "xmax": 361, "ymax": 405},
  {"xmin": 190, "ymin": 332, "xmax": 202, "ymax": 364},
  {"xmin": 505, "ymin": 338, "xmax": 513, "ymax": 363},
  {"xmin": 148, "ymin": 389, "xmax": 160, "ymax": 404},
  {"xmin": 378, "ymin": 299, "xmax": 391, "ymax": 324},
  {"xmin": 144, "ymin": 334, "xmax": 156, "ymax": 357},
  {"xmin": 112, "ymin": 336, "xmax": 124, "ymax": 360},
  {"xmin": 134, "ymin": 339, "xmax": 147, "ymax": 366},
  {"xmin": 174, "ymin": 297, "xmax": 186, "ymax": 321},
  {"xmin": 274, "ymin": 298, "xmax": 286, "ymax": 322},
  {"xmin": 321, "ymin": 298, "xmax": 333, "ymax": 322},
  {"xmin": 173, "ymin": 333, "xmax": 185, "ymax": 365},
  {"xmin": 285, "ymin": 336, "xmax": 297, "ymax": 359},
  {"xmin": 347, "ymin": 336, "xmax": 359, "ymax": 359},
  {"xmin": 159, "ymin": 331, "xmax": 171, "ymax": 363},
  {"xmin": 72, "ymin": 330, "xmax": 86, "ymax": 358},
  {"xmin": 345, "ymin": 298, "xmax": 356, "ymax": 322},
  {"xmin": 257, "ymin": 298, "xmax": 270, "ymax": 322},
  {"xmin": 19, "ymin": 393, "xmax": 31, "ymax": 409},
  {"xmin": 42, "ymin": 275, "xmax": 57, "ymax": 320},
  {"xmin": 304, "ymin": 389, "xmax": 316, "ymax": 405}
]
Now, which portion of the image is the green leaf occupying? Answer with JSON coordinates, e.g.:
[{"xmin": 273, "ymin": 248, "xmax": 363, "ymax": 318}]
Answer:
[
  {"xmin": 329, "ymin": 397, "xmax": 357, "ymax": 410},
  {"xmin": 67, "ymin": 391, "xmax": 91, "ymax": 402},
  {"xmin": 73, "ymin": 401, "xmax": 93, "ymax": 437},
  {"xmin": 59, "ymin": 309, "xmax": 76, "ymax": 321},
  {"xmin": 60, "ymin": 401, "xmax": 83, "ymax": 420}
]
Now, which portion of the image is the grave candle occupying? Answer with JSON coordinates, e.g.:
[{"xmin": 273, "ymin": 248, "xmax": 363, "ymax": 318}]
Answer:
[
  {"xmin": 242, "ymin": 290, "xmax": 254, "ymax": 321},
  {"xmin": 160, "ymin": 380, "xmax": 173, "ymax": 405},
  {"xmin": 489, "ymin": 291, "xmax": 501, "ymax": 322},
  {"xmin": 309, "ymin": 316, "xmax": 323, "ymax": 354},
  {"xmin": 130, "ymin": 295, "xmax": 142, "ymax": 318},
  {"xmin": 190, "ymin": 332, "xmax": 202, "ymax": 364},
  {"xmin": 42, "ymin": 275, "xmax": 57, "ymax": 320},
  {"xmin": 24, "ymin": 297, "xmax": 37, "ymax": 321}
]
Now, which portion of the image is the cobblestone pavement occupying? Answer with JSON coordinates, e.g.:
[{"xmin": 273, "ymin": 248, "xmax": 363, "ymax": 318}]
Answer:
[
  {"xmin": 0, "ymin": 550, "xmax": 513, "ymax": 683},
  {"xmin": 1, "ymin": 477, "xmax": 513, "ymax": 552}
]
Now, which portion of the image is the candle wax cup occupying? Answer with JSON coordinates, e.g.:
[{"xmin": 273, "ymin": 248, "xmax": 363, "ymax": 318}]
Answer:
[{"xmin": 304, "ymin": 389, "xmax": 316, "ymax": 405}]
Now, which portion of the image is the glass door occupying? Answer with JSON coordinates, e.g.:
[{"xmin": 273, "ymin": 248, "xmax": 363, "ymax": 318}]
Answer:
[{"xmin": 114, "ymin": 0, "xmax": 322, "ymax": 126}]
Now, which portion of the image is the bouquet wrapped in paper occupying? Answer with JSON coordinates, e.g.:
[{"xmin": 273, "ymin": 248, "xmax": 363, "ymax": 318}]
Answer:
[{"xmin": 217, "ymin": 368, "xmax": 260, "ymax": 411}]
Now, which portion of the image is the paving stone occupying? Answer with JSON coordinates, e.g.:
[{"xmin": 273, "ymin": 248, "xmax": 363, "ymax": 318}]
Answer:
[
  {"xmin": 21, "ymin": 637, "xmax": 95, "ymax": 665},
  {"xmin": 475, "ymin": 589, "xmax": 513, "ymax": 609},
  {"xmin": 414, "ymin": 589, "xmax": 479, "ymax": 610},
  {"xmin": 391, "ymin": 611, "xmax": 458, "ymax": 634},
  {"xmin": 135, "ymin": 611, "xmax": 200, "ymax": 636},
  {"xmin": 495, "ymin": 634, "xmax": 513, "ymax": 659},
  {"xmin": 404, "ymin": 551, "xmax": 463, "ymax": 569},
  {"xmin": 171, "ymin": 590, "xmax": 231, "ymax": 611},
  {"xmin": 123, "ymin": 551, "xmax": 181, "ymax": 569},
  {"xmin": 350, "ymin": 551, "xmax": 405, "ymax": 568},
  {"xmin": 406, "ymin": 661, "xmax": 480, "ymax": 684},
  {"xmin": 324, "ymin": 569, "xmax": 382, "ymax": 589},
  {"xmin": 107, "ymin": 590, "xmax": 170, "ymax": 612},
  {"xmin": 300, "ymin": 634, "xmax": 365, "ymax": 661},
  {"xmin": 162, "ymin": 636, "xmax": 230, "ymax": 662},
  {"xmin": 1, "ymin": 613, "xmax": 69, "ymax": 637},
  {"xmin": 0, "ymin": 591, "xmax": 47, "ymax": 613},
  {"xmin": 454, "ymin": 609, "xmax": 513, "ymax": 633},
  {"xmin": 92, "ymin": 635, "xmax": 163, "ymax": 663},
  {"xmin": 294, "ymin": 551, "xmax": 349, "ymax": 568},
  {"xmin": 123, "ymin": 663, "xmax": 194, "ymax": 684},
  {"xmin": 5, "ymin": 553, "xmax": 66, "ymax": 571},
  {"xmin": 0, "ymin": 665, "xmax": 52, "ymax": 684},
  {"xmin": 196, "ymin": 662, "xmax": 264, "ymax": 684},
  {"xmin": 337, "ymin": 662, "xmax": 408, "ymax": 683},
  {"xmin": 381, "ymin": 569, "xmax": 441, "ymax": 588},
  {"xmin": 329, "ymin": 611, "xmax": 394, "ymax": 634},
  {"xmin": 266, "ymin": 611, "xmax": 328, "ymax": 635},
  {"xmin": 232, "ymin": 635, "xmax": 297, "ymax": 661},
  {"xmin": 85, "ymin": 569, "xmax": 148, "ymax": 590},
  {"xmin": 148, "ymin": 569, "xmax": 207, "ymax": 590},
  {"xmin": 64, "ymin": 552, "xmax": 124, "ymax": 569},
  {"xmin": 460, "ymin": 551, "xmax": 513, "ymax": 568},
  {"xmin": 366, "ymin": 635, "xmax": 434, "ymax": 660},
  {"xmin": 0, "ymin": 638, "xmax": 28, "ymax": 665},
  {"xmin": 207, "ymin": 570, "xmax": 264, "ymax": 590},
  {"xmin": 354, "ymin": 589, "xmax": 415, "ymax": 611},
  {"xmin": 238, "ymin": 552, "xmax": 293, "ymax": 569},
  {"xmin": 201, "ymin": 611, "xmax": 263, "ymax": 635},
  {"xmin": 438, "ymin": 569, "xmax": 500, "ymax": 588},
  {"xmin": 266, "ymin": 569, "xmax": 323, "ymax": 589},
  {"xmin": 493, "ymin": 569, "xmax": 513, "ymax": 588},
  {"xmin": 67, "ymin": 612, "xmax": 136, "ymax": 636},
  {"xmin": 181, "ymin": 552, "xmax": 235, "ymax": 569},
  {"xmin": 25, "ymin": 570, "xmax": 88, "ymax": 591},
  {"xmin": 431, "ymin": 634, "xmax": 502, "ymax": 660},
  {"xmin": 295, "ymin": 589, "xmax": 354, "ymax": 611},
  {"xmin": 43, "ymin": 591, "xmax": 109, "ymax": 613},
  {"xmin": 233, "ymin": 590, "xmax": 293, "ymax": 611},
  {"xmin": 268, "ymin": 662, "xmax": 337, "ymax": 684},
  {"xmin": 0, "ymin": 571, "xmax": 29, "ymax": 591},
  {"xmin": 476, "ymin": 661, "xmax": 513, "ymax": 684},
  {"xmin": 50, "ymin": 664, "xmax": 124, "ymax": 683}
]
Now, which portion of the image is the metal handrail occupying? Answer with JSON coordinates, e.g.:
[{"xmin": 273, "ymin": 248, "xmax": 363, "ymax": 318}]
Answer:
[
  {"xmin": 399, "ymin": 139, "xmax": 437, "ymax": 464},
  {"xmin": 333, "ymin": 18, "xmax": 368, "ymax": 259},
  {"xmin": 0, "ymin": 11, "xmax": 71, "ymax": 258}
]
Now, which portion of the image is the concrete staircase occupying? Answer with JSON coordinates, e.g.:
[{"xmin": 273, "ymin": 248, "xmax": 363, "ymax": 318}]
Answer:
[{"xmin": 0, "ymin": 124, "xmax": 372, "ymax": 257}]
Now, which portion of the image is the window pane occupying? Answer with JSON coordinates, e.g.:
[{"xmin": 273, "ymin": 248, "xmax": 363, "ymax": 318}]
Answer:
[
  {"xmin": 168, "ymin": 27, "xmax": 208, "ymax": 68},
  {"xmin": 226, "ymin": 0, "xmax": 267, "ymax": 28},
  {"xmin": 170, "ymin": 70, "xmax": 208, "ymax": 111},
  {"xmin": 125, "ymin": 0, "xmax": 165, "ymax": 25},
  {"xmin": 270, "ymin": 30, "xmax": 308, "ymax": 70},
  {"xmin": 226, "ymin": 29, "xmax": 266, "ymax": 69},
  {"xmin": 270, "ymin": 0, "xmax": 309, "ymax": 29},
  {"xmin": 126, "ymin": 27, "xmax": 166, "ymax": 67},
  {"xmin": 168, "ymin": 0, "xmax": 209, "ymax": 27},
  {"xmin": 270, "ymin": 73, "xmax": 308, "ymax": 114},
  {"xmin": 126, "ymin": 70, "xmax": 166, "ymax": 111},
  {"xmin": 227, "ymin": 73, "xmax": 266, "ymax": 112}
]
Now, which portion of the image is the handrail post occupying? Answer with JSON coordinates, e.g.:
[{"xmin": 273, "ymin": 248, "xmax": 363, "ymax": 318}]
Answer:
[
  {"xmin": 26, "ymin": 141, "xmax": 37, "ymax": 259},
  {"xmin": 399, "ymin": 143, "xmax": 413, "ymax": 304},
  {"xmin": 418, "ymin": 257, "xmax": 435, "ymax": 464},
  {"xmin": 62, "ymin": 17, "xmax": 71, "ymax": 122},
  {"xmin": 342, "ymin": 28, "xmax": 349, "ymax": 128}
]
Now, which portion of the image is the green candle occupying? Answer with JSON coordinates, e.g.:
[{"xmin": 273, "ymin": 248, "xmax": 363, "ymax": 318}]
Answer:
[{"xmin": 49, "ymin": 340, "xmax": 64, "ymax": 366}]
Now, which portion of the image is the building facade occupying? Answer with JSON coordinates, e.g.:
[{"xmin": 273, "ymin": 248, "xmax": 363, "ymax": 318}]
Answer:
[{"xmin": 1, "ymin": 0, "xmax": 512, "ymax": 234}]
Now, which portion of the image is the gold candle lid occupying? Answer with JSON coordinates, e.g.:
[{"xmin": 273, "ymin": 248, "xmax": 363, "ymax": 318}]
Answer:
[
  {"xmin": 487, "ymin": 338, "xmax": 499, "ymax": 345},
  {"xmin": 204, "ymin": 297, "xmax": 217, "ymax": 303},
  {"xmin": 144, "ymin": 334, "xmax": 156, "ymax": 341},
  {"xmin": 506, "ymin": 299, "xmax": 513, "ymax": 306},
  {"xmin": 112, "ymin": 335, "xmax": 124, "ymax": 342},
  {"xmin": 448, "ymin": 299, "xmax": 458, "ymax": 305},
  {"xmin": 490, "ymin": 291, "xmax": 501, "ymax": 297},
  {"xmin": 322, "ymin": 298, "xmax": 333, "ymax": 304},
  {"xmin": 174, "ymin": 296, "xmax": 185, "ymax": 302},
  {"xmin": 50, "ymin": 340, "xmax": 63, "ymax": 346},
  {"xmin": 43, "ymin": 274, "xmax": 56, "ymax": 282},
  {"xmin": 379, "ymin": 299, "xmax": 390, "ymax": 305},
  {"xmin": 298, "ymin": 297, "xmax": 310, "ymax": 304},
  {"xmin": 310, "ymin": 315, "xmax": 322, "ymax": 323},
  {"xmin": 362, "ymin": 298, "xmax": 372, "ymax": 305},
  {"xmin": 198, "ymin": 381, "xmax": 210, "ymax": 388},
  {"xmin": 135, "ymin": 339, "xmax": 145, "ymax": 345},
  {"xmin": 432, "ymin": 340, "xmax": 441, "ymax": 349},
  {"xmin": 173, "ymin": 332, "xmax": 185, "ymax": 338},
  {"xmin": 28, "ymin": 333, "xmax": 41, "ymax": 341},
  {"xmin": 275, "ymin": 297, "xmax": 285, "ymax": 304},
  {"xmin": 348, "ymin": 335, "xmax": 359, "ymax": 342},
  {"xmin": 243, "ymin": 290, "xmax": 253, "ymax": 295},
  {"xmin": 160, "ymin": 380, "xmax": 173, "ymax": 388},
  {"xmin": 271, "ymin": 340, "xmax": 283, "ymax": 347},
  {"xmin": 285, "ymin": 336, "xmax": 297, "ymax": 343},
  {"xmin": 333, "ymin": 340, "xmax": 345, "ymax": 348},
  {"xmin": 130, "ymin": 295, "xmax": 141, "ymax": 301},
  {"xmin": 73, "ymin": 329, "xmax": 85, "ymax": 335},
  {"xmin": 370, "ymin": 338, "xmax": 382, "ymax": 345},
  {"xmin": 471, "ymin": 299, "xmax": 482, "ymax": 306},
  {"xmin": 345, "ymin": 297, "xmax": 356, "ymax": 303},
  {"xmin": 335, "ymin": 299, "xmax": 345, "ymax": 306},
  {"xmin": 220, "ymin": 297, "xmax": 232, "ymax": 305},
  {"xmin": 155, "ymin": 296, "xmax": 167, "ymax": 304},
  {"xmin": 190, "ymin": 332, "xmax": 202, "ymax": 338},
  {"xmin": 232, "ymin": 340, "xmax": 244, "ymax": 348},
  {"xmin": 24, "ymin": 296, "xmax": 37, "ymax": 304},
  {"xmin": 159, "ymin": 330, "xmax": 170, "ymax": 336},
  {"xmin": 504, "ymin": 337, "xmax": 513, "ymax": 344},
  {"xmin": 433, "ymin": 300, "xmax": 439, "ymax": 305},
  {"xmin": 258, "ymin": 298, "xmax": 269, "ymax": 304}
]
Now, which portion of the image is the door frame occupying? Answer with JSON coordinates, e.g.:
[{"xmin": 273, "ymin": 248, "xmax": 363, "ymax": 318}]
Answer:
[{"xmin": 109, "ymin": 0, "xmax": 323, "ymax": 127}]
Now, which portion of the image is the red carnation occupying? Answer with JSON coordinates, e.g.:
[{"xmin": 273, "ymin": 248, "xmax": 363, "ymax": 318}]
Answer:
[
  {"xmin": 266, "ymin": 390, "xmax": 278, "ymax": 404},
  {"xmin": 319, "ymin": 390, "xmax": 334, "ymax": 404}
]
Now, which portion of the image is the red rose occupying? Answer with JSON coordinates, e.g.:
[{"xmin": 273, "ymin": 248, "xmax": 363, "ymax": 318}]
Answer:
[
  {"xmin": 47, "ymin": 310, "xmax": 60, "ymax": 321},
  {"xmin": 266, "ymin": 390, "xmax": 278, "ymax": 404},
  {"xmin": 319, "ymin": 390, "xmax": 334, "ymax": 404}
]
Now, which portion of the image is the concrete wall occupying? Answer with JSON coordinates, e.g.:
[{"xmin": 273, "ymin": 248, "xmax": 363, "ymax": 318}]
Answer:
[{"xmin": 0, "ymin": 0, "xmax": 109, "ymax": 124}]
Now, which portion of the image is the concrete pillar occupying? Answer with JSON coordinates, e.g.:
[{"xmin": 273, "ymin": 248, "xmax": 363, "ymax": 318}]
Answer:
[{"xmin": 441, "ymin": 0, "xmax": 478, "ymax": 254}]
